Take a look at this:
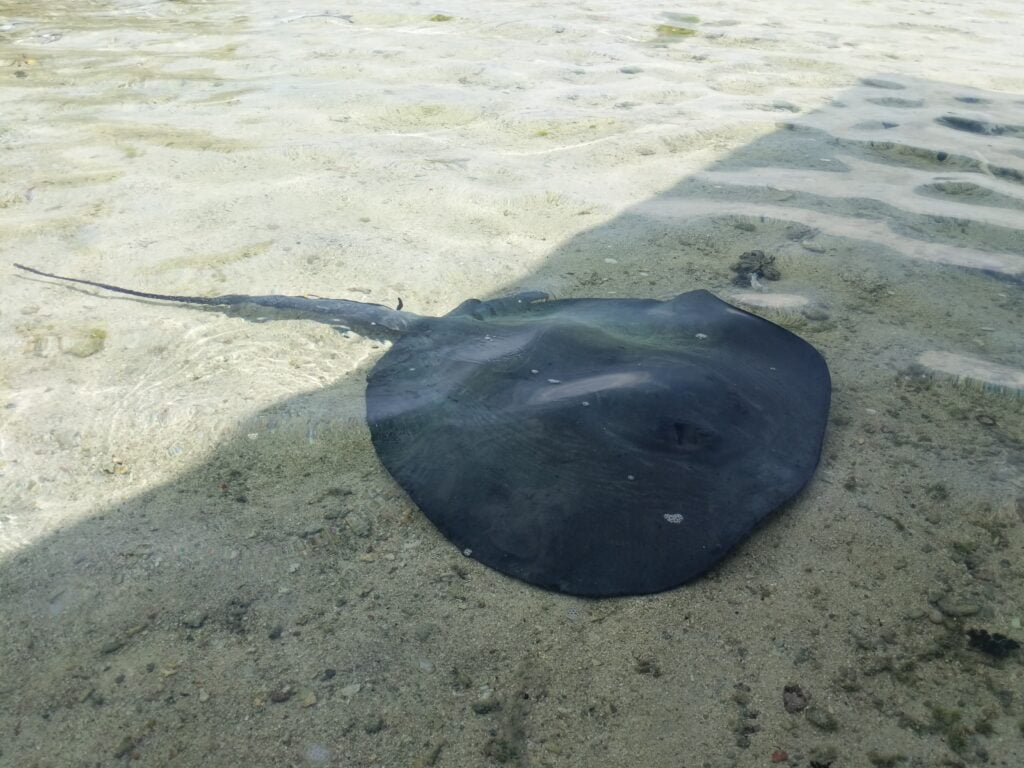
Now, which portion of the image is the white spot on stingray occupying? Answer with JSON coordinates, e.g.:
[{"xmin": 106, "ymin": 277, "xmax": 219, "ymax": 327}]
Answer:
[
  {"xmin": 695, "ymin": 332, "xmax": 708, "ymax": 340},
  {"xmin": 581, "ymin": 401, "xmax": 590, "ymax": 406},
  {"xmin": 547, "ymin": 378, "xmax": 562, "ymax": 384},
  {"xmin": 462, "ymin": 548, "xmax": 472, "ymax": 557},
  {"xmin": 663, "ymin": 513, "xmax": 684, "ymax": 524},
  {"xmin": 626, "ymin": 474, "xmax": 635, "ymax": 481},
  {"xmin": 530, "ymin": 369, "xmax": 539, "ymax": 374},
  {"xmin": 529, "ymin": 371, "xmax": 652, "ymax": 405}
]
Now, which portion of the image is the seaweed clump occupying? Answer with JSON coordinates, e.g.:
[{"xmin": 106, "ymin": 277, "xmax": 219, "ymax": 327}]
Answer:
[
  {"xmin": 655, "ymin": 24, "xmax": 696, "ymax": 37},
  {"xmin": 730, "ymin": 250, "xmax": 781, "ymax": 286},
  {"xmin": 966, "ymin": 628, "xmax": 1020, "ymax": 659}
]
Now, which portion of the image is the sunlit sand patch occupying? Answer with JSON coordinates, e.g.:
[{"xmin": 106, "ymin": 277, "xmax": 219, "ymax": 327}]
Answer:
[
  {"xmin": 695, "ymin": 161, "xmax": 1024, "ymax": 229},
  {"xmin": 730, "ymin": 292, "xmax": 810, "ymax": 309},
  {"xmin": 499, "ymin": 191, "xmax": 608, "ymax": 220},
  {"xmin": 0, "ymin": 510, "xmax": 29, "ymax": 556},
  {"xmin": 917, "ymin": 351, "xmax": 1024, "ymax": 395},
  {"xmin": 147, "ymin": 240, "xmax": 275, "ymax": 275},
  {"xmin": 83, "ymin": 121, "xmax": 251, "ymax": 152},
  {"xmin": 636, "ymin": 199, "xmax": 1024, "ymax": 276},
  {"xmin": 348, "ymin": 103, "xmax": 485, "ymax": 133},
  {"xmin": 9, "ymin": 200, "xmax": 110, "ymax": 237},
  {"xmin": 490, "ymin": 116, "xmax": 629, "ymax": 149},
  {"xmin": 24, "ymin": 171, "xmax": 123, "ymax": 189},
  {"xmin": 189, "ymin": 87, "xmax": 260, "ymax": 106}
]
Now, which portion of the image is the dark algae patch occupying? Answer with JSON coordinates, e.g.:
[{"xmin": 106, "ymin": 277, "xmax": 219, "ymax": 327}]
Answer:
[
  {"xmin": 936, "ymin": 114, "xmax": 1024, "ymax": 137},
  {"xmin": 664, "ymin": 12, "xmax": 700, "ymax": 23},
  {"xmin": 966, "ymin": 628, "xmax": 1021, "ymax": 659},
  {"xmin": 655, "ymin": 24, "xmax": 696, "ymax": 37},
  {"xmin": 926, "ymin": 704, "xmax": 971, "ymax": 753},
  {"xmin": 730, "ymin": 249, "xmax": 781, "ymax": 286}
]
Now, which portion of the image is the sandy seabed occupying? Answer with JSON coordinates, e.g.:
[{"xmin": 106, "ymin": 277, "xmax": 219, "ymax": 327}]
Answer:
[{"xmin": 1, "ymin": 1, "xmax": 1022, "ymax": 766}]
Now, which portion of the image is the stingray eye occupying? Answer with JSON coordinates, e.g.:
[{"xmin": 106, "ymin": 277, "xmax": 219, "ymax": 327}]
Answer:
[{"xmin": 672, "ymin": 421, "xmax": 718, "ymax": 453}]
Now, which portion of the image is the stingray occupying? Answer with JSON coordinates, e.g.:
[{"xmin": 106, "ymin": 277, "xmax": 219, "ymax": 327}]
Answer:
[{"xmin": 14, "ymin": 263, "xmax": 830, "ymax": 596}]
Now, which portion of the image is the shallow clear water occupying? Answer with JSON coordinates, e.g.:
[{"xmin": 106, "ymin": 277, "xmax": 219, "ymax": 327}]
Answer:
[{"xmin": 1, "ymin": 1, "xmax": 1021, "ymax": 765}]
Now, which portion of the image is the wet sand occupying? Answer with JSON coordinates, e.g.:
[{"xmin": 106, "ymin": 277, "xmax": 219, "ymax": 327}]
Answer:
[{"xmin": 1, "ymin": 1, "xmax": 1022, "ymax": 766}]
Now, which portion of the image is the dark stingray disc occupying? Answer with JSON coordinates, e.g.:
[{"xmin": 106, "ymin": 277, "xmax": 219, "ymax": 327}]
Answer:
[
  {"xmin": 366, "ymin": 290, "xmax": 830, "ymax": 596},
  {"xmin": 11, "ymin": 264, "xmax": 830, "ymax": 597}
]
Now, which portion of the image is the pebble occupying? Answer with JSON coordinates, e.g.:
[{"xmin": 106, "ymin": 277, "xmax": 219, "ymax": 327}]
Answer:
[
  {"xmin": 198, "ymin": 688, "xmax": 210, "ymax": 702},
  {"xmin": 301, "ymin": 691, "xmax": 318, "ymax": 708},
  {"xmin": 413, "ymin": 623, "xmax": 436, "ymax": 642},
  {"xmin": 413, "ymin": 740, "xmax": 446, "ymax": 767},
  {"xmin": 935, "ymin": 595, "xmax": 981, "ymax": 617},
  {"xmin": 472, "ymin": 689, "xmax": 502, "ymax": 714},
  {"xmin": 101, "ymin": 638, "xmax": 126, "ymax": 655},
  {"xmin": 113, "ymin": 735, "xmax": 136, "ymax": 758},
  {"xmin": 306, "ymin": 744, "xmax": 331, "ymax": 763},
  {"xmin": 340, "ymin": 683, "xmax": 361, "ymax": 697},
  {"xmin": 782, "ymin": 684, "xmax": 809, "ymax": 713},
  {"xmin": 805, "ymin": 707, "xmax": 839, "ymax": 732},
  {"xmin": 270, "ymin": 685, "xmax": 293, "ymax": 703},
  {"xmin": 347, "ymin": 513, "xmax": 371, "ymax": 537},
  {"xmin": 182, "ymin": 612, "xmax": 208, "ymax": 629}
]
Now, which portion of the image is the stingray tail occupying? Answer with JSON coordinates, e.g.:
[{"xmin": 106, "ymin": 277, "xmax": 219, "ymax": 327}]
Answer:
[{"xmin": 13, "ymin": 263, "xmax": 419, "ymax": 335}]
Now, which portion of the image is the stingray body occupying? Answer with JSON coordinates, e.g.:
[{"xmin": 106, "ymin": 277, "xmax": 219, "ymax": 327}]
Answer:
[{"xmin": 14, "ymin": 264, "xmax": 831, "ymax": 596}]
